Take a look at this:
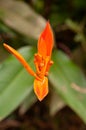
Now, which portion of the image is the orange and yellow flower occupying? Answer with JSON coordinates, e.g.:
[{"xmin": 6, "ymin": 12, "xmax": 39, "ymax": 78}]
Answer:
[{"xmin": 3, "ymin": 22, "xmax": 54, "ymax": 101}]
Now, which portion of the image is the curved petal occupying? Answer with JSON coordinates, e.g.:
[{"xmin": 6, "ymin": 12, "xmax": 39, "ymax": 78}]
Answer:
[
  {"xmin": 3, "ymin": 43, "xmax": 37, "ymax": 78},
  {"xmin": 34, "ymin": 77, "xmax": 48, "ymax": 101}
]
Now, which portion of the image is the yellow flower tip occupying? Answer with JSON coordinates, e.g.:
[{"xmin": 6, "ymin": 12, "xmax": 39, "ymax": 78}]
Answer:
[
  {"xmin": 3, "ymin": 43, "xmax": 8, "ymax": 49},
  {"xmin": 3, "ymin": 43, "xmax": 11, "ymax": 52},
  {"xmin": 34, "ymin": 77, "xmax": 48, "ymax": 101},
  {"xmin": 3, "ymin": 43, "xmax": 14, "ymax": 55}
]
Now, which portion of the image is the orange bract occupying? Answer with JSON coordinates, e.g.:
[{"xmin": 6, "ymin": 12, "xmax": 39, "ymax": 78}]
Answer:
[
  {"xmin": 34, "ymin": 77, "xmax": 48, "ymax": 101},
  {"xmin": 3, "ymin": 22, "xmax": 54, "ymax": 101},
  {"xmin": 38, "ymin": 21, "xmax": 54, "ymax": 57}
]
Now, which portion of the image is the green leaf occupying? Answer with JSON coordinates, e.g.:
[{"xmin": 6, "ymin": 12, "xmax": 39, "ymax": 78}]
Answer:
[
  {"xmin": 49, "ymin": 50, "xmax": 86, "ymax": 123},
  {"xmin": 49, "ymin": 90, "xmax": 65, "ymax": 115},
  {"xmin": 19, "ymin": 91, "xmax": 37, "ymax": 115},
  {"xmin": 0, "ymin": 47, "xmax": 36, "ymax": 120},
  {"xmin": 0, "ymin": 0, "xmax": 46, "ymax": 40}
]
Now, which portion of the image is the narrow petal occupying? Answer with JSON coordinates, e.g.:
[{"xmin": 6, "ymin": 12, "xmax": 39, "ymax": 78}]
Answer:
[
  {"xmin": 3, "ymin": 43, "xmax": 37, "ymax": 78},
  {"xmin": 34, "ymin": 77, "xmax": 48, "ymax": 101},
  {"xmin": 38, "ymin": 22, "xmax": 54, "ymax": 56}
]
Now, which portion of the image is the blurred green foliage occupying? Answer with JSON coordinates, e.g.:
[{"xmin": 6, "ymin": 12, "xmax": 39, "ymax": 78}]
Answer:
[{"xmin": 0, "ymin": 0, "xmax": 86, "ymax": 125}]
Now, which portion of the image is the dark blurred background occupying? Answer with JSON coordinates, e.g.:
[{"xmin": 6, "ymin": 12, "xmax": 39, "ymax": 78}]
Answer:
[{"xmin": 0, "ymin": 0, "xmax": 86, "ymax": 129}]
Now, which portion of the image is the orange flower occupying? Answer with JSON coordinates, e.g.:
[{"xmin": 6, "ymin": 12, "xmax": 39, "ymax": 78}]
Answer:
[{"xmin": 3, "ymin": 22, "xmax": 54, "ymax": 101}]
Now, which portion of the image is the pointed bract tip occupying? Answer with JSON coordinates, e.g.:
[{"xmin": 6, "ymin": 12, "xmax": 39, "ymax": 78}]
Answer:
[{"xmin": 38, "ymin": 21, "xmax": 54, "ymax": 57}]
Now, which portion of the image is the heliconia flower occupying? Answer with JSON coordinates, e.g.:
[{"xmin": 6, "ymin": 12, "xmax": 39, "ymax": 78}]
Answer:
[{"xmin": 3, "ymin": 22, "xmax": 54, "ymax": 101}]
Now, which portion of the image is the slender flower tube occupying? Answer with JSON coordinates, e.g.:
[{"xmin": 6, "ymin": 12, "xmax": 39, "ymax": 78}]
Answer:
[{"xmin": 3, "ymin": 22, "xmax": 54, "ymax": 101}]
